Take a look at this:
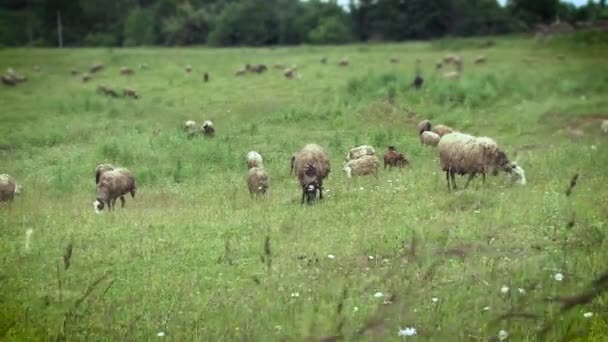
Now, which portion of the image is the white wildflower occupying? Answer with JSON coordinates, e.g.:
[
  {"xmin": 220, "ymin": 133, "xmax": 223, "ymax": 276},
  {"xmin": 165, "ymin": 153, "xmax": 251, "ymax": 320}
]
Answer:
[
  {"xmin": 327, "ymin": 254, "xmax": 335, "ymax": 259},
  {"xmin": 398, "ymin": 327, "xmax": 417, "ymax": 337},
  {"xmin": 373, "ymin": 292, "xmax": 384, "ymax": 298},
  {"xmin": 554, "ymin": 273, "xmax": 564, "ymax": 281},
  {"xmin": 157, "ymin": 332, "xmax": 165, "ymax": 337},
  {"xmin": 482, "ymin": 306, "xmax": 491, "ymax": 311},
  {"xmin": 353, "ymin": 306, "xmax": 359, "ymax": 312},
  {"xmin": 368, "ymin": 255, "xmax": 374, "ymax": 260},
  {"xmin": 498, "ymin": 330, "xmax": 509, "ymax": 340},
  {"xmin": 584, "ymin": 312, "xmax": 593, "ymax": 318},
  {"xmin": 518, "ymin": 288, "xmax": 526, "ymax": 294},
  {"xmin": 291, "ymin": 292, "xmax": 300, "ymax": 298},
  {"xmin": 24, "ymin": 228, "xmax": 33, "ymax": 252},
  {"xmin": 359, "ymin": 187, "xmax": 364, "ymax": 191},
  {"xmin": 500, "ymin": 285, "xmax": 509, "ymax": 294},
  {"xmin": 431, "ymin": 297, "xmax": 438, "ymax": 303}
]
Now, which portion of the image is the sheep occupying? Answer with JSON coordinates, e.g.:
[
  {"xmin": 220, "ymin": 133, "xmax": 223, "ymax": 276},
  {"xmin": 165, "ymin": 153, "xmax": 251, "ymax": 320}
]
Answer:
[
  {"xmin": 203, "ymin": 72, "xmax": 209, "ymax": 82},
  {"xmin": 123, "ymin": 88, "xmax": 138, "ymax": 99},
  {"xmin": 601, "ymin": 120, "xmax": 608, "ymax": 134},
  {"xmin": 82, "ymin": 73, "xmax": 92, "ymax": 82},
  {"xmin": 508, "ymin": 162, "xmax": 526, "ymax": 186},
  {"xmin": 389, "ymin": 57, "xmax": 399, "ymax": 64},
  {"xmin": 0, "ymin": 174, "xmax": 21, "ymax": 202},
  {"xmin": 235, "ymin": 68, "xmax": 247, "ymax": 76},
  {"xmin": 201, "ymin": 120, "xmax": 215, "ymax": 137},
  {"xmin": 139, "ymin": 63, "xmax": 149, "ymax": 70},
  {"xmin": 417, "ymin": 119, "xmax": 432, "ymax": 135},
  {"xmin": 95, "ymin": 163, "xmax": 115, "ymax": 184},
  {"xmin": 273, "ymin": 64, "xmax": 286, "ymax": 70},
  {"xmin": 320, "ymin": 57, "xmax": 327, "ymax": 64},
  {"xmin": 291, "ymin": 144, "xmax": 331, "ymax": 204},
  {"xmin": 71, "ymin": 68, "xmax": 79, "ymax": 76},
  {"xmin": 2, "ymin": 74, "xmax": 17, "ymax": 86},
  {"xmin": 284, "ymin": 67, "xmax": 298, "ymax": 79},
  {"xmin": 436, "ymin": 62, "xmax": 443, "ymax": 70},
  {"xmin": 412, "ymin": 59, "xmax": 423, "ymax": 89},
  {"xmin": 438, "ymin": 132, "xmax": 512, "ymax": 190},
  {"xmin": 474, "ymin": 55, "xmax": 487, "ymax": 64},
  {"xmin": 184, "ymin": 120, "xmax": 197, "ymax": 131},
  {"xmin": 443, "ymin": 60, "xmax": 463, "ymax": 80},
  {"xmin": 185, "ymin": 65, "xmax": 193, "ymax": 73},
  {"xmin": 97, "ymin": 84, "xmax": 118, "ymax": 98},
  {"xmin": 247, "ymin": 151, "xmax": 263, "ymax": 169},
  {"xmin": 2, "ymin": 68, "xmax": 26, "ymax": 85},
  {"xmin": 345, "ymin": 145, "xmax": 376, "ymax": 162},
  {"xmin": 432, "ymin": 124, "xmax": 454, "ymax": 137},
  {"xmin": 246, "ymin": 167, "xmax": 269, "ymax": 197},
  {"xmin": 420, "ymin": 131, "xmax": 441, "ymax": 147},
  {"xmin": 443, "ymin": 54, "xmax": 460, "ymax": 64},
  {"xmin": 90, "ymin": 63, "xmax": 104, "ymax": 73},
  {"xmin": 338, "ymin": 58, "xmax": 349, "ymax": 66},
  {"xmin": 250, "ymin": 64, "xmax": 267, "ymax": 74},
  {"xmin": 343, "ymin": 155, "xmax": 380, "ymax": 178},
  {"xmin": 93, "ymin": 168, "xmax": 136, "ymax": 213},
  {"xmin": 383, "ymin": 146, "xmax": 409, "ymax": 170},
  {"xmin": 120, "ymin": 67, "xmax": 134, "ymax": 75}
]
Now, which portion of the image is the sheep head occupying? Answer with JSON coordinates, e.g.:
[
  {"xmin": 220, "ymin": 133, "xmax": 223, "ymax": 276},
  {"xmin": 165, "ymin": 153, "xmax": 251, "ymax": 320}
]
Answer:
[
  {"xmin": 93, "ymin": 199, "xmax": 104, "ymax": 213},
  {"xmin": 490, "ymin": 150, "xmax": 511, "ymax": 175}
]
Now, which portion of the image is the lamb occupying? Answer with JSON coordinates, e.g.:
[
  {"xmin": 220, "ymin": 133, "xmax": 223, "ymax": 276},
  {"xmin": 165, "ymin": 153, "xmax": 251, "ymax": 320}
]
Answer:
[
  {"xmin": 343, "ymin": 155, "xmax": 380, "ymax": 178},
  {"xmin": 235, "ymin": 68, "xmax": 247, "ymax": 76},
  {"xmin": 247, "ymin": 151, "xmax": 263, "ymax": 169},
  {"xmin": 291, "ymin": 144, "xmax": 331, "ymax": 204},
  {"xmin": 601, "ymin": 120, "xmax": 608, "ymax": 134},
  {"xmin": 338, "ymin": 58, "xmax": 349, "ymax": 66},
  {"xmin": 420, "ymin": 131, "xmax": 441, "ymax": 147},
  {"xmin": 474, "ymin": 55, "xmax": 487, "ymax": 64},
  {"xmin": 95, "ymin": 163, "xmax": 115, "ymax": 184},
  {"xmin": 90, "ymin": 63, "xmax": 104, "ymax": 73},
  {"xmin": 93, "ymin": 168, "xmax": 137, "ymax": 213},
  {"xmin": 438, "ymin": 132, "xmax": 512, "ymax": 190},
  {"xmin": 97, "ymin": 84, "xmax": 119, "ymax": 98},
  {"xmin": 432, "ymin": 124, "xmax": 454, "ymax": 137},
  {"xmin": 246, "ymin": 167, "xmax": 269, "ymax": 197},
  {"xmin": 120, "ymin": 67, "xmax": 134, "ymax": 75},
  {"xmin": 123, "ymin": 88, "xmax": 139, "ymax": 99},
  {"xmin": 345, "ymin": 145, "xmax": 376, "ymax": 161},
  {"xmin": 201, "ymin": 120, "xmax": 215, "ymax": 137},
  {"xmin": 383, "ymin": 146, "xmax": 409, "ymax": 170},
  {"xmin": 0, "ymin": 174, "xmax": 22, "ymax": 202},
  {"xmin": 508, "ymin": 162, "xmax": 526, "ymax": 186}
]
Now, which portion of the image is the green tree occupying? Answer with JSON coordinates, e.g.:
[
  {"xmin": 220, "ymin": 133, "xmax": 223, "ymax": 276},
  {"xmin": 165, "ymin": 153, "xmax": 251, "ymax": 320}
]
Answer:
[
  {"xmin": 308, "ymin": 15, "xmax": 353, "ymax": 44},
  {"xmin": 123, "ymin": 7, "xmax": 156, "ymax": 46}
]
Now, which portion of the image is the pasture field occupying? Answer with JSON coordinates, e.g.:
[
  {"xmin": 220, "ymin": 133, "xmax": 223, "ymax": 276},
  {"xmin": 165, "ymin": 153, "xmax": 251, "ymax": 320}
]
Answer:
[{"xmin": 1, "ymin": 36, "xmax": 608, "ymax": 341}]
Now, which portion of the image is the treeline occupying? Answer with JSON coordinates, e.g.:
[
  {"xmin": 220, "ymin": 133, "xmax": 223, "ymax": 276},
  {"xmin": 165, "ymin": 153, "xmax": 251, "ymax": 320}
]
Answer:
[{"xmin": 0, "ymin": 0, "xmax": 607, "ymax": 47}]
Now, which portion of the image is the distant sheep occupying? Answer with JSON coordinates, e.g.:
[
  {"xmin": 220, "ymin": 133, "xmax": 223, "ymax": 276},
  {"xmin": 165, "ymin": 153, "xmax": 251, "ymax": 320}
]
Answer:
[
  {"xmin": 320, "ymin": 57, "xmax": 327, "ymax": 64},
  {"xmin": 274, "ymin": 64, "xmax": 286, "ymax": 70},
  {"xmin": 82, "ymin": 73, "xmax": 92, "ymax": 82},
  {"xmin": 2, "ymin": 68, "xmax": 27, "ymax": 86},
  {"xmin": 203, "ymin": 72, "xmax": 209, "ymax": 82},
  {"xmin": 284, "ymin": 67, "xmax": 298, "ymax": 79},
  {"xmin": 139, "ymin": 63, "xmax": 149, "ymax": 70},
  {"xmin": 474, "ymin": 55, "xmax": 487, "ymax": 64},
  {"xmin": 508, "ymin": 162, "xmax": 526, "ymax": 186},
  {"xmin": 95, "ymin": 163, "xmax": 115, "ymax": 185},
  {"xmin": 120, "ymin": 67, "xmax": 134, "ymax": 75},
  {"xmin": 123, "ymin": 88, "xmax": 138, "ymax": 99},
  {"xmin": 345, "ymin": 145, "xmax": 376, "ymax": 161},
  {"xmin": 90, "ymin": 63, "xmax": 104, "ymax": 73},
  {"xmin": 389, "ymin": 57, "xmax": 399, "ymax": 64},
  {"xmin": 601, "ymin": 120, "xmax": 608, "ymax": 134},
  {"xmin": 2, "ymin": 74, "xmax": 17, "ymax": 86},
  {"xmin": 97, "ymin": 84, "xmax": 118, "ymax": 98},
  {"xmin": 71, "ymin": 68, "xmax": 79, "ymax": 76},
  {"xmin": 185, "ymin": 65, "xmax": 193, "ymax": 73},
  {"xmin": 250, "ymin": 64, "xmax": 267, "ymax": 74},
  {"xmin": 338, "ymin": 58, "xmax": 349, "ymax": 66},
  {"xmin": 94, "ymin": 168, "xmax": 137, "ymax": 213},
  {"xmin": 343, "ymin": 155, "xmax": 380, "ymax": 178},
  {"xmin": 383, "ymin": 146, "xmax": 409, "ymax": 170},
  {"xmin": 235, "ymin": 68, "xmax": 247, "ymax": 76},
  {"xmin": 246, "ymin": 167, "xmax": 269, "ymax": 197},
  {"xmin": 291, "ymin": 144, "xmax": 331, "ymax": 204},
  {"xmin": 420, "ymin": 131, "xmax": 441, "ymax": 147},
  {"xmin": 201, "ymin": 120, "xmax": 215, "ymax": 137},
  {"xmin": 0, "ymin": 174, "xmax": 22, "ymax": 202},
  {"xmin": 184, "ymin": 120, "xmax": 197, "ymax": 132},
  {"xmin": 247, "ymin": 151, "xmax": 263, "ymax": 169},
  {"xmin": 438, "ymin": 132, "xmax": 512, "ymax": 190}
]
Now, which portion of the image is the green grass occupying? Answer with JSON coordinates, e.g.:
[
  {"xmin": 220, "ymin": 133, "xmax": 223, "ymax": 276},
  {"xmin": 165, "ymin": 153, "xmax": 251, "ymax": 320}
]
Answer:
[{"xmin": 1, "ymin": 37, "xmax": 608, "ymax": 341}]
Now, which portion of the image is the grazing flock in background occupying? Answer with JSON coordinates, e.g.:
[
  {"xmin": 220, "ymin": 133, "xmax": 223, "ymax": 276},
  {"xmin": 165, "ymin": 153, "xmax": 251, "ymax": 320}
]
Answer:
[{"xmin": 10, "ymin": 51, "xmax": 607, "ymax": 210}]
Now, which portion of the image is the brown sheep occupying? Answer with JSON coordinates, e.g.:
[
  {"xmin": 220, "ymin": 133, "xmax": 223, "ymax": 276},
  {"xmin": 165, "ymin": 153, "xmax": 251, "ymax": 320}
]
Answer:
[
  {"xmin": 120, "ymin": 67, "xmax": 134, "ymax": 75},
  {"xmin": 123, "ymin": 88, "xmax": 138, "ymax": 99},
  {"xmin": 246, "ymin": 167, "xmax": 269, "ymax": 197},
  {"xmin": 417, "ymin": 119, "xmax": 432, "ymax": 135},
  {"xmin": 250, "ymin": 64, "xmax": 267, "ymax": 73},
  {"xmin": 94, "ymin": 168, "xmax": 137, "ymax": 213},
  {"xmin": 95, "ymin": 163, "xmax": 115, "ymax": 185},
  {"xmin": 97, "ymin": 85, "xmax": 119, "ymax": 98},
  {"xmin": 0, "ymin": 174, "xmax": 21, "ymax": 202},
  {"xmin": 338, "ymin": 58, "xmax": 349, "ymax": 66},
  {"xmin": 383, "ymin": 146, "xmax": 409, "ymax": 170},
  {"xmin": 291, "ymin": 144, "xmax": 331, "ymax": 204},
  {"xmin": 90, "ymin": 63, "xmax": 104, "ymax": 73}
]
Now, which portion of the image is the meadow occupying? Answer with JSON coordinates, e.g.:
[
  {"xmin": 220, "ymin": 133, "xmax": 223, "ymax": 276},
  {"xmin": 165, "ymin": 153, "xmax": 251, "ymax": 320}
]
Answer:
[{"xmin": 1, "ymin": 35, "xmax": 608, "ymax": 341}]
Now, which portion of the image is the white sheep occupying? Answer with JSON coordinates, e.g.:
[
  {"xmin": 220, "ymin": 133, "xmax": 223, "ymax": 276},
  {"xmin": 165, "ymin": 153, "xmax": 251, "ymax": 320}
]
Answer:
[
  {"xmin": 247, "ymin": 151, "xmax": 263, "ymax": 169},
  {"xmin": 438, "ymin": 132, "xmax": 512, "ymax": 190},
  {"xmin": 343, "ymin": 155, "xmax": 380, "ymax": 178},
  {"xmin": 94, "ymin": 168, "xmax": 137, "ymax": 213},
  {"xmin": 432, "ymin": 124, "xmax": 454, "ymax": 137},
  {"xmin": 420, "ymin": 131, "xmax": 441, "ymax": 147},
  {"xmin": 201, "ymin": 120, "xmax": 215, "ymax": 137},
  {"xmin": 0, "ymin": 174, "xmax": 22, "ymax": 202},
  {"xmin": 345, "ymin": 145, "xmax": 376, "ymax": 161},
  {"xmin": 508, "ymin": 162, "xmax": 526, "ymax": 186}
]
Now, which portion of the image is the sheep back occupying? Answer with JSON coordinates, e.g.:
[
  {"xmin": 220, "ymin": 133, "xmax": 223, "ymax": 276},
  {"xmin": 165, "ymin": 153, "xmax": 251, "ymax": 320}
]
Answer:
[
  {"xmin": 292, "ymin": 144, "xmax": 331, "ymax": 181},
  {"xmin": 96, "ymin": 168, "xmax": 136, "ymax": 201},
  {"xmin": 346, "ymin": 145, "xmax": 376, "ymax": 161},
  {"xmin": 343, "ymin": 155, "xmax": 379, "ymax": 178},
  {"xmin": 420, "ymin": 131, "xmax": 441, "ymax": 146},
  {"xmin": 95, "ymin": 163, "xmax": 115, "ymax": 184}
]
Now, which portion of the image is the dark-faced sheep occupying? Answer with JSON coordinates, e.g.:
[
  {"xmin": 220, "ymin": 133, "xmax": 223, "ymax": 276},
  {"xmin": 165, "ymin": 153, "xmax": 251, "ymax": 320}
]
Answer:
[
  {"xmin": 291, "ymin": 144, "xmax": 331, "ymax": 204},
  {"xmin": 250, "ymin": 64, "xmax": 267, "ymax": 74},
  {"xmin": 389, "ymin": 57, "xmax": 399, "ymax": 64},
  {"xmin": 94, "ymin": 168, "xmax": 137, "ymax": 213},
  {"xmin": 343, "ymin": 155, "xmax": 380, "ymax": 178},
  {"xmin": 201, "ymin": 120, "xmax": 215, "ymax": 138},
  {"xmin": 82, "ymin": 73, "xmax": 92, "ymax": 82},
  {"xmin": 0, "ymin": 174, "xmax": 21, "ymax": 202},
  {"xmin": 247, "ymin": 151, "xmax": 263, "ymax": 169},
  {"xmin": 383, "ymin": 146, "xmax": 409, "ymax": 170},
  {"xmin": 432, "ymin": 124, "xmax": 454, "ymax": 137},
  {"xmin": 246, "ymin": 167, "xmax": 269, "ymax": 197},
  {"xmin": 90, "ymin": 63, "xmax": 104, "ymax": 74},
  {"xmin": 438, "ymin": 132, "xmax": 512, "ymax": 190}
]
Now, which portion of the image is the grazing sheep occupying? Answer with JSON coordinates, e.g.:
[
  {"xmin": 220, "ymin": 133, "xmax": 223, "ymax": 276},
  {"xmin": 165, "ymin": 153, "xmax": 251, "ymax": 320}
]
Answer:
[
  {"xmin": 436, "ymin": 62, "xmax": 443, "ymax": 70},
  {"xmin": 443, "ymin": 54, "xmax": 460, "ymax": 64},
  {"xmin": 443, "ymin": 70, "xmax": 460, "ymax": 80},
  {"xmin": 432, "ymin": 124, "xmax": 454, "ymax": 137},
  {"xmin": 273, "ymin": 64, "xmax": 286, "ymax": 70},
  {"xmin": 474, "ymin": 55, "xmax": 487, "ymax": 64},
  {"xmin": 412, "ymin": 59, "xmax": 424, "ymax": 89},
  {"xmin": 123, "ymin": 88, "xmax": 138, "ymax": 99},
  {"xmin": 508, "ymin": 162, "xmax": 526, "ymax": 186},
  {"xmin": 284, "ymin": 67, "xmax": 298, "ymax": 79},
  {"xmin": 90, "ymin": 63, "xmax": 104, "ymax": 73},
  {"xmin": 417, "ymin": 119, "xmax": 432, "ymax": 135},
  {"xmin": 601, "ymin": 120, "xmax": 608, "ymax": 134},
  {"xmin": 95, "ymin": 163, "xmax": 115, "ymax": 184},
  {"xmin": 2, "ymin": 68, "xmax": 26, "ymax": 86},
  {"xmin": 71, "ymin": 68, "xmax": 79, "ymax": 76},
  {"xmin": 82, "ymin": 73, "xmax": 92, "ymax": 82},
  {"xmin": 438, "ymin": 132, "xmax": 512, "ymax": 190},
  {"xmin": 420, "ymin": 131, "xmax": 441, "ymax": 147},
  {"xmin": 2, "ymin": 74, "xmax": 17, "ymax": 86},
  {"xmin": 0, "ymin": 174, "xmax": 21, "ymax": 202},
  {"xmin": 389, "ymin": 57, "xmax": 399, "ymax": 64},
  {"xmin": 97, "ymin": 84, "xmax": 118, "ymax": 98},
  {"xmin": 291, "ymin": 144, "xmax": 331, "ymax": 204},
  {"xmin": 120, "ymin": 67, "xmax": 134, "ymax": 75},
  {"xmin": 320, "ymin": 57, "xmax": 327, "ymax": 64},
  {"xmin": 203, "ymin": 72, "xmax": 209, "ymax": 82},
  {"xmin": 247, "ymin": 151, "xmax": 263, "ymax": 169},
  {"xmin": 235, "ymin": 68, "xmax": 247, "ymax": 76},
  {"xmin": 250, "ymin": 64, "xmax": 267, "ymax": 74},
  {"xmin": 346, "ymin": 145, "xmax": 376, "ymax": 161},
  {"xmin": 94, "ymin": 168, "xmax": 136, "ymax": 213},
  {"xmin": 185, "ymin": 65, "xmax": 193, "ymax": 73},
  {"xmin": 383, "ymin": 146, "xmax": 409, "ymax": 170},
  {"xmin": 246, "ymin": 167, "xmax": 269, "ymax": 197},
  {"xmin": 343, "ymin": 155, "xmax": 380, "ymax": 178},
  {"xmin": 338, "ymin": 58, "xmax": 349, "ymax": 66},
  {"xmin": 139, "ymin": 63, "xmax": 149, "ymax": 70},
  {"xmin": 201, "ymin": 120, "xmax": 215, "ymax": 137}
]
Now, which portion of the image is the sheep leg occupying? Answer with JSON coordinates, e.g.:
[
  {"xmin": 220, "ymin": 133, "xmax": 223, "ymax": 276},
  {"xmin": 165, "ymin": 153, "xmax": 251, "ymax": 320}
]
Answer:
[
  {"xmin": 450, "ymin": 170, "xmax": 458, "ymax": 190},
  {"xmin": 111, "ymin": 198, "xmax": 118, "ymax": 210},
  {"xmin": 464, "ymin": 173, "xmax": 476, "ymax": 188},
  {"xmin": 318, "ymin": 187, "xmax": 323, "ymax": 200},
  {"xmin": 445, "ymin": 170, "xmax": 451, "ymax": 190},
  {"xmin": 120, "ymin": 196, "xmax": 126, "ymax": 208},
  {"xmin": 482, "ymin": 172, "xmax": 486, "ymax": 184},
  {"xmin": 301, "ymin": 190, "xmax": 306, "ymax": 205}
]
